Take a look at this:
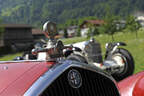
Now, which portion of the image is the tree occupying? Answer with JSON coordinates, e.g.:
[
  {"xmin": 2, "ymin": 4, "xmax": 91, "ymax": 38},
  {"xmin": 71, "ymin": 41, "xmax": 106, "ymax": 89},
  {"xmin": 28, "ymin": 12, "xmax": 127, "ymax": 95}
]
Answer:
[
  {"xmin": 97, "ymin": 3, "xmax": 121, "ymax": 41},
  {"xmin": 98, "ymin": 15, "xmax": 119, "ymax": 41},
  {"xmin": 125, "ymin": 15, "xmax": 141, "ymax": 38},
  {"xmin": 77, "ymin": 27, "xmax": 81, "ymax": 37},
  {"xmin": 64, "ymin": 28, "xmax": 68, "ymax": 38},
  {"xmin": 87, "ymin": 26, "xmax": 100, "ymax": 39},
  {"xmin": 87, "ymin": 26, "xmax": 92, "ymax": 39},
  {"xmin": 0, "ymin": 19, "xmax": 4, "ymax": 40},
  {"xmin": 93, "ymin": 27, "xmax": 99, "ymax": 35}
]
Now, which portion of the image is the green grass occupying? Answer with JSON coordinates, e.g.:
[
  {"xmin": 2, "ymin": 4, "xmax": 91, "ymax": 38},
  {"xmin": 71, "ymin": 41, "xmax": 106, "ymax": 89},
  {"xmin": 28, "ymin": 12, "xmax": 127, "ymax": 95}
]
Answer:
[
  {"xmin": 62, "ymin": 29, "xmax": 144, "ymax": 74},
  {"xmin": 0, "ymin": 53, "xmax": 22, "ymax": 61},
  {"xmin": 1, "ymin": 29, "xmax": 144, "ymax": 73}
]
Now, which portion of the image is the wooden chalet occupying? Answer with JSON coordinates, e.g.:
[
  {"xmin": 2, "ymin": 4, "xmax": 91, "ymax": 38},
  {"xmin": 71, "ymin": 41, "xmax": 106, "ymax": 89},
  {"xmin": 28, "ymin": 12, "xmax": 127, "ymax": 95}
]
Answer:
[
  {"xmin": 0, "ymin": 24, "xmax": 33, "ymax": 51},
  {"xmin": 80, "ymin": 20, "xmax": 104, "ymax": 37}
]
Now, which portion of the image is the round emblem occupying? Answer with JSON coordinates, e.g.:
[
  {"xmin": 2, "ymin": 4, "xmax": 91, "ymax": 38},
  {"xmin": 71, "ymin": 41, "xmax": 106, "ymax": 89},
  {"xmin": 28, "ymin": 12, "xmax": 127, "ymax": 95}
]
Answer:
[{"xmin": 68, "ymin": 69, "xmax": 82, "ymax": 88}]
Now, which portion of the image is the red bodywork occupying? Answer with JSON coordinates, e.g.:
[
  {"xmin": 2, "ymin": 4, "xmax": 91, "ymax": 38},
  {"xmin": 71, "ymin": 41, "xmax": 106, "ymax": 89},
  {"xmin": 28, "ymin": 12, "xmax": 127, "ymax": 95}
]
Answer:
[
  {"xmin": 118, "ymin": 71, "xmax": 144, "ymax": 96},
  {"xmin": 0, "ymin": 60, "xmax": 144, "ymax": 96},
  {"xmin": 0, "ymin": 61, "xmax": 54, "ymax": 96}
]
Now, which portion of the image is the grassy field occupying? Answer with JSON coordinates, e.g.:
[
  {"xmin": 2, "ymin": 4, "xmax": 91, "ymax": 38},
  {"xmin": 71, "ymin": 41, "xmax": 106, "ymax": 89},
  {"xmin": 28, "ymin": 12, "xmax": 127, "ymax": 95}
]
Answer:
[
  {"xmin": 0, "ymin": 53, "xmax": 22, "ymax": 61},
  {"xmin": 63, "ymin": 29, "xmax": 144, "ymax": 73},
  {"xmin": 1, "ymin": 29, "xmax": 144, "ymax": 73}
]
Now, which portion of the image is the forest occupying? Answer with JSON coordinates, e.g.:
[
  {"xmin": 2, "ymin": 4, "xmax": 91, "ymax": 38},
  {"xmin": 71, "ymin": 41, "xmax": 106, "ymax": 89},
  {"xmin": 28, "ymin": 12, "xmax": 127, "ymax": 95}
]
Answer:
[{"xmin": 0, "ymin": 0, "xmax": 144, "ymax": 27}]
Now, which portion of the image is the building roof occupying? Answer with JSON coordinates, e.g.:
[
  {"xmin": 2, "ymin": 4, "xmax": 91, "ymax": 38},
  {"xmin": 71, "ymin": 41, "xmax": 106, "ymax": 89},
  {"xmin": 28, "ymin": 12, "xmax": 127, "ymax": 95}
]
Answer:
[
  {"xmin": 80, "ymin": 20, "xmax": 104, "ymax": 28},
  {"xmin": 32, "ymin": 29, "xmax": 43, "ymax": 35},
  {"xmin": 0, "ymin": 24, "xmax": 33, "ymax": 28},
  {"xmin": 85, "ymin": 20, "xmax": 105, "ymax": 25}
]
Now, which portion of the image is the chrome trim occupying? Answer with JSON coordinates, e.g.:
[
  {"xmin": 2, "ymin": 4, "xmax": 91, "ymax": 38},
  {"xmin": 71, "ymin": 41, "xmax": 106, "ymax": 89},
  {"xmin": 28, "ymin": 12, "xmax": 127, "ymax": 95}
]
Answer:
[{"xmin": 24, "ymin": 60, "xmax": 120, "ymax": 96}]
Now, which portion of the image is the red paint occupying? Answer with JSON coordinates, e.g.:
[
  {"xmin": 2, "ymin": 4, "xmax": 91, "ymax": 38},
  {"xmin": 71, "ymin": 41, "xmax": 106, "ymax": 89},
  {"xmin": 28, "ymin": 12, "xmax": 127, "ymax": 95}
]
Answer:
[
  {"xmin": 0, "ymin": 61, "xmax": 54, "ymax": 96},
  {"xmin": 133, "ymin": 75, "xmax": 144, "ymax": 96},
  {"xmin": 118, "ymin": 71, "xmax": 144, "ymax": 96}
]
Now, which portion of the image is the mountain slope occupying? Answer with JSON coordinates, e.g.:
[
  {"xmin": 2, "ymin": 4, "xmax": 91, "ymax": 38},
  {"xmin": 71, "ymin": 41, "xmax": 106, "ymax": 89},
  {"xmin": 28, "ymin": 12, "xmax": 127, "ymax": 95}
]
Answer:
[{"xmin": 0, "ymin": 0, "xmax": 144, "ymax": 26}]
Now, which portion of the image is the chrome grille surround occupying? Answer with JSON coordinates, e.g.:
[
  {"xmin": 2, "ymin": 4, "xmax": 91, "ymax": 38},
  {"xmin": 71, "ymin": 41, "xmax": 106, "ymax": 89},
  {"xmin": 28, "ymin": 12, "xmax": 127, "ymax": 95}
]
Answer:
[{"xmin": 24, "ymin": 60, "xmax": 120, "ymax": 96}]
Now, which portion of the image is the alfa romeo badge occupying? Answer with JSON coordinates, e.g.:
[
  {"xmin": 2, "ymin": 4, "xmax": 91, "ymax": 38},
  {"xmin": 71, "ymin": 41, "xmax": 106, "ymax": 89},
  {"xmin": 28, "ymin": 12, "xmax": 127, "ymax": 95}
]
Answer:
[{"xmin": 68, "ymin": 69, "xmax": 82, "ymax": 88}]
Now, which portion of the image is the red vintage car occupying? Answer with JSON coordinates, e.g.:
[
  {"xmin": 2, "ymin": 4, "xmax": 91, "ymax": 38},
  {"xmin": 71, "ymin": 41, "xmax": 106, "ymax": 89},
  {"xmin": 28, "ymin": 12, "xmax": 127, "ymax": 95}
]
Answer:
[
  {"xmin": 118, "ymin": 71, "xmax": 144, "ymax": 96},
  {"xmin": 0, "ymin": 60, "xmax": 120, "ymax": 96},
  {"xmin": 0, "ymin": 21, "xmax": 142, "ymax": 96},
  {"xmin": 0, "ymin": 59, "xmax": 144, "ymax": 96}
]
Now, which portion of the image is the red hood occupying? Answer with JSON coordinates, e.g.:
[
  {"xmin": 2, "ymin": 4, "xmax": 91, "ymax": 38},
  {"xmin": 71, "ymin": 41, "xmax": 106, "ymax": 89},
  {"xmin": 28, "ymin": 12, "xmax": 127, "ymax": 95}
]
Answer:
[
  {"xmin": 0, "ymin": 61, "xmax": 54, "ymax": 96},
  {"xmin": 118, "ymin": 71, "xmax": 144, "ymax": 96}
]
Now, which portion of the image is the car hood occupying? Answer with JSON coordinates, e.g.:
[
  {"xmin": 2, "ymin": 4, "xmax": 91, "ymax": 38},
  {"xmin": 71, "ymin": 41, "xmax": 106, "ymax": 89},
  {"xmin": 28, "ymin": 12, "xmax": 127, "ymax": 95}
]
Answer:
[
  {"xmin": 0, "ymin": 61, "xmax": 54, "ymax": 96},
  {"xmin": 118, "ymin": 71, "xmax": 144, "ymax": 96}
]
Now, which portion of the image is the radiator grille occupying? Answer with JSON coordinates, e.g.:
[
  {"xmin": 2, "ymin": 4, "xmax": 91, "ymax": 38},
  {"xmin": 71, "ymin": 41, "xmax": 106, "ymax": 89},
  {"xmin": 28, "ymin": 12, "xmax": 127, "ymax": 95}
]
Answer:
[
  {"xmin": 41, "ymin": 67, "xmax": 120, "ymax": 96},
  {"xmin": 84, "ymin": 41, "xmax": 103, "ymax": 63}
]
